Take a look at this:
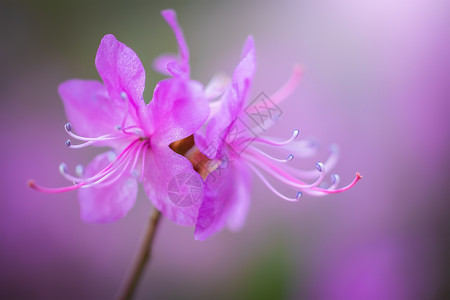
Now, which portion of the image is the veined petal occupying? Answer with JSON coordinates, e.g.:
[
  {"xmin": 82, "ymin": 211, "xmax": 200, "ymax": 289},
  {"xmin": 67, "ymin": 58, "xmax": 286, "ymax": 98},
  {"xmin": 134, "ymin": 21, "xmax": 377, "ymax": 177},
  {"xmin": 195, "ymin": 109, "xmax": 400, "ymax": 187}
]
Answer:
[
  {"xmin": 78, "ymin": 151, "xmax": 138, "ymax": 223},
  {"xmin": 59, "ymin": 79, "xmax": 124, "ymax": 139},
  {"xmin": 147, "ymin": 77, "xmax": 209, "ymax": 145},
  {"xmin": 143, "ymin": 146, "xmax": 203, "ymax": 226},
  {"xmin": 194, "ymin": 159, "xmax": 252, "ymax": 240},
  {"xmin": 195, "ymin": 36, "xmax": 256, "ymax": 159},
  {"xmin": 160, "ymin": 9, "xmax": 190, "ymax": 77},
  {"xmin": 95, "ymin": 34, "xmax": 146, "ymax": 115}
]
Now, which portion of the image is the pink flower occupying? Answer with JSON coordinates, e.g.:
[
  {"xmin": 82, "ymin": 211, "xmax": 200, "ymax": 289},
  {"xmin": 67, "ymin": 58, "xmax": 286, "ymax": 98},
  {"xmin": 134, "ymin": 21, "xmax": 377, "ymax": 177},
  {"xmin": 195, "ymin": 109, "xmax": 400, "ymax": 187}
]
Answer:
[
  {"xmin": 29, "ymin": 34, "xmax": 209, "ymax": 226},
  {"xmin": 193, "ymin": 37, "xmax": 362, "ymax": 240}
]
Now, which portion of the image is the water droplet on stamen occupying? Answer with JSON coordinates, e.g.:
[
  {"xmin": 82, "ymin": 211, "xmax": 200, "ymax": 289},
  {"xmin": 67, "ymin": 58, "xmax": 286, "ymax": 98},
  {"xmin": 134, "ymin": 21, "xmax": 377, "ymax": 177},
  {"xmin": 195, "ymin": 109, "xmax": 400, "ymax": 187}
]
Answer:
[
  {"xmin": 65, "ymin": 123, "xmax": 72, "ymax": 131},
  {"xmin": 65, "ymin": 140, "xmax": 71, "ymax": 147},
  {"xmin": 120, "ymin": 92, "xmax": 127, "ymax": 100}
]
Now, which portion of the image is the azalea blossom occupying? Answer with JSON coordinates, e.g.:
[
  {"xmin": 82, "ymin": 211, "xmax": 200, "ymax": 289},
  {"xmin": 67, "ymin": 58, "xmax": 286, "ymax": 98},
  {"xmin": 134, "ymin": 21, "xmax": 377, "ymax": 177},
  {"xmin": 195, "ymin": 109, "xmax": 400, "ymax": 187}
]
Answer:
[
  {"xmin": 189, "ymin": 38, "xmax": 361, "ymax": 240},
  {"xmin": 29, "ymin": 33, "xmax": 209, "ymax": 225},
  {"xmin": 30, "ymin": 9, "xmax": 361, "ymax": 241},
  {"xmin": 149, "ymin": 9, "xmax": 361, "ymax": 240}
]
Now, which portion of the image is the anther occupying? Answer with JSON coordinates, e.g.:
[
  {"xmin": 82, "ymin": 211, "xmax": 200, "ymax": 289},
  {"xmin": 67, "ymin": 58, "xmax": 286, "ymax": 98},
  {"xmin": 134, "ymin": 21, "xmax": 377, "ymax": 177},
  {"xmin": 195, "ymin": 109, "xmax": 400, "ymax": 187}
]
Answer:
[
  {"xmin": 331, "ymin": 173, "xmax": 339, "ymax": 184},
  {"xmin": 287, "ymin": 154, "xmax": 294, "ymax": 162},
  {"xmin": 330, "ymin": 143, "xmax": 339, "ymax": 153},
  {"xmin": 59, "ymin": 162, "xmax": 68, "ymax": 174},
  {"xmin": 65, "ymin": 140, "xmax": 71, "ymax": 147},
  {"xmin": 65, "ymin": 123, "xmax": 72, "ymax": 131},
  {"xmin": 75, "ymin": 165, "xmax": 84, "ymax": 177},
  {"xmin": 296, "ymin": 191, "xmax": 303, "ymax": 199},
  {"xmin": 316, "ymin": 162, "xmax": 324, "ymax": 173},
  {"xmin": 120, "ymin": 91, "xmax": 127, "ymax": 100},
  {"xmin": 293, "ymin": 129, "xmax": 300, "ymax": 138}
]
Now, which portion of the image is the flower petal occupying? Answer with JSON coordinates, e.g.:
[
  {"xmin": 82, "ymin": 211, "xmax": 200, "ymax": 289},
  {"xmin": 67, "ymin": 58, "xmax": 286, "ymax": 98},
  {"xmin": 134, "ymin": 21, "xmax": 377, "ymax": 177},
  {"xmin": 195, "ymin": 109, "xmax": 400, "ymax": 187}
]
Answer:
[
  {"xmin": 225, "ymin": 160, "xmax": 252, "ymax": 231},
  {"xmin": 160, "ymin": 9, "xmax": 190, "ymax": 77},
  {"xmin": 78, "ymin": 151, "xmax": 138, "ymax": 223},
  {"xmin": 95, "ymin": 34, "xmax": 146, "ymax": 114},
  {"xmin": 195, "ymin": 36, "xmax": 256, "ymax": 159},
  {"xmin": 146, "ymin": 77, "xmax": 209, "ymax": 145},
  {"xmin": 143, "ymin": 146, "xmax": 203, "ymax": 226},
  {"xmin": 194, "ymin": 159, "xmax": 252, "ymax": 240},
  {"xmin": 59, "ymin": 79, "xmax": 124, "ymax": 138},
  {"xmin": 152, "ymin": 53, "xmax": 178, "ymax": 76}
]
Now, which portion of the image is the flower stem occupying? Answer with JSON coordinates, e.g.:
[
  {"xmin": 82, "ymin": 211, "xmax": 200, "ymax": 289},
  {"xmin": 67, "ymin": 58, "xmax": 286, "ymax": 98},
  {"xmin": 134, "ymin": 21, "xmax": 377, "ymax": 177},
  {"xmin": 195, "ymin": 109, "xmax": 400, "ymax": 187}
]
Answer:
[{"xmin": 118, "ymin": 209, "xmax": 162, "ymax": 300}]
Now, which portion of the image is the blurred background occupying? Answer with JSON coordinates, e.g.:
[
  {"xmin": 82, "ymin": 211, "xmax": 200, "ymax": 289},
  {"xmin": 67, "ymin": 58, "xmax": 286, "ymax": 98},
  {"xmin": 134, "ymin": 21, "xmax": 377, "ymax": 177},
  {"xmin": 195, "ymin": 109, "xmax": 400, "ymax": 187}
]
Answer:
[{"xmin": 1, "ymin": 0, "xmax": 449, "ymax": 299}]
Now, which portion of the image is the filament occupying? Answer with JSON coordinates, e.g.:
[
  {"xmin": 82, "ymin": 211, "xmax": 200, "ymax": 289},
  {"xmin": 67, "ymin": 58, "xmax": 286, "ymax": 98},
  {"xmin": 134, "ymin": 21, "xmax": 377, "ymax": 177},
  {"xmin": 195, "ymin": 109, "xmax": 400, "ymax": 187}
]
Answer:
[
  {"xmin": 243, "ymin": 152, "xmax": 326, "ymax": 189},
  {"xmin": 246, "ymin": 146, "xmax": 294, "ymax": 163},
  {"xmin": 253, "ymin": 129, "xmax": 300, "ymax": 146},
  {"xmin": 310, "ymin": 173, "xmax": 362, "ymax": 194},
  {"xmin": 65, "ymin": 123, "xmax": 121, "ymax": 142},
  {"xmin": 283, "ymin": 143, "xmax": 339, "ymax": 179},
  {"xmin": 248, "ymin": 164, "xmax": 300, "ymax": 202},
  {"xmin": 29, "ymin": 139, "xmax": 142, "ymax": 193},
  {"xmin": 270, "ymin": 64, "xmax": 303, "ymax": 105}
]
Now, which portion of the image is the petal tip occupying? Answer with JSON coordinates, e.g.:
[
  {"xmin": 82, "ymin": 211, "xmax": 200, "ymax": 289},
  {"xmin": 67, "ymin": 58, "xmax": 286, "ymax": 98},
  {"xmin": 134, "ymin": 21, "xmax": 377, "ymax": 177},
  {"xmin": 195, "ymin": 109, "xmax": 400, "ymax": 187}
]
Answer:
[{"xmin": 161, "ymin": 9, "xmax": 176, "ymax": 21}]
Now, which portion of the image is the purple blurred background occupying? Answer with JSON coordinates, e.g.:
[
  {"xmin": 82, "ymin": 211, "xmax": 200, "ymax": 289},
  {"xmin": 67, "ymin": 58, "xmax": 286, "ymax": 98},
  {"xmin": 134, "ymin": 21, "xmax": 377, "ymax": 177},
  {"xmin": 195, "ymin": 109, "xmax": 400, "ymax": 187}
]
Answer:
[{"xmin": 1, "ymin": 1, "xmax": 449, "ymax": 299}]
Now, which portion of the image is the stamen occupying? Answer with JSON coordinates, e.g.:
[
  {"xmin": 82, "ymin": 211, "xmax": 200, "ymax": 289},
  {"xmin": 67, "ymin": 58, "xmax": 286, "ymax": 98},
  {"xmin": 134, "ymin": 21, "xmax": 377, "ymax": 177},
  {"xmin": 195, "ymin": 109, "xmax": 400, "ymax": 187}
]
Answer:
[
  {"xmin": 66, "ymin": 140, "xmax": 95, "ymax": 149},
  {"xmin": 59, "ymin": 162, "xmax": 67, "ymax": 175},
  {"xmin": 331, "ymin": 173, "xmax": 339, "ymax": 185},
  {"xmin": 247, "ymin": 147, "xmax": 294, "ymax": 163},
  {"xmin": 283, "ymin": 138, "xmax": 319, "ymax": 159},
  {"xmin": 81, "ymin": 149, "xmax": 136, "ymax": 188},
  {"xmin": 28, "ymin": 180, "xmax": 84, "ymax": 194},
  {"xmin": 243, "ymin": 153, "xmax": 326, "ymax": 189},
  {"xmin": 120, "ymin": 125, "xmax": 144, "ymax": 136},
  {"xmin": 139, "ymin": 142, "xmax": 148, "ymax": 182},
  {"xmin": 311, "ymin": 172, "xmax": 362, "ymax": 194},
  {"xmin": 117, "ymin": 97, "xmax": 143, "ymax": 136},
  {"xmin": 130, "ymin": 140, "xmax": 148, "ymax": 173},
  {"xmin": 248, "ymin": 164, "xmax": 300, "ymax": 202},
  {"xmin": 29, "ymin": 139, "xmax": 142, "ymax": 193},
  {"xmin": 59, "ymin": 162, "xmax": 78, "ymax": 182},
  {"xmin": 284, "ymin": 143, "xmax": 339, "ymax": 179},
  {"xmin": 80, "ymin": 140, "xmax": 140, "ymax": 184},
  {"xmin": 65, "ymin": 124, "xmax": 122, "ymax": 142},
  {"xmin": 316, "ymin": 162, "xmax": 324, "ymax": 173},
  {"xmin": 270, "ymin": 64, "xmax": 303, "ymax": 105},
  {"xmin": 91, "ymin": 141, "xmax": 149, "ymax": 188},
  {"xmin": 75, "ymin": 165, "xmax": 84, "ymax": 177},
  {"xmin": 253, "ymin": 129, "xmax": 300, "ymax": 146}
]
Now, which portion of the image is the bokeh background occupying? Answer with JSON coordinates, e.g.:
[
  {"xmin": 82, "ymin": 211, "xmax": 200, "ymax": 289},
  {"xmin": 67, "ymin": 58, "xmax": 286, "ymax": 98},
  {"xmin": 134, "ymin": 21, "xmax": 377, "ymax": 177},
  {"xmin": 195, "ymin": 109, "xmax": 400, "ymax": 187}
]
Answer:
[{"xmin": 1, "ymin": 0, "xmax": 449, "ymax": 299}]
